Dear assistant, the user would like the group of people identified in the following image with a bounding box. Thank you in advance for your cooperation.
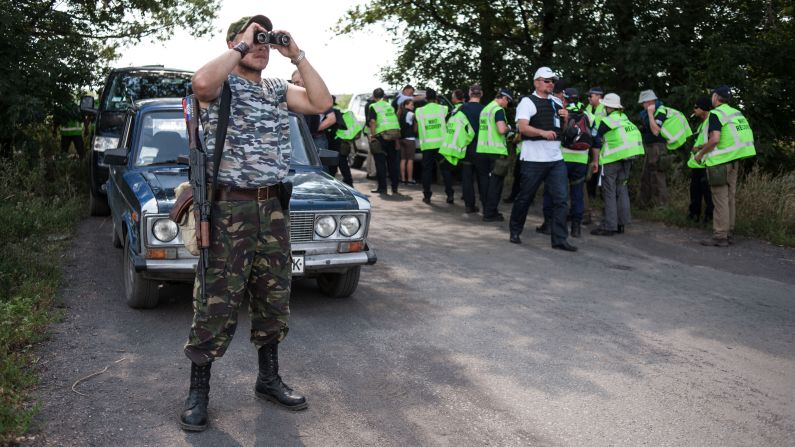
[355,67,756,250]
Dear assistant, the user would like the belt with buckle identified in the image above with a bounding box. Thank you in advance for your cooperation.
[214,184,280,201]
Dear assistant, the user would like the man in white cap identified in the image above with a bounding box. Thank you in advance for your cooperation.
[637,89,670,207]
[507,67,577,251]
[589,93,644,236]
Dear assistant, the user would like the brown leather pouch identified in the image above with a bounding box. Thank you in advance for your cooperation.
[169,182,193,223]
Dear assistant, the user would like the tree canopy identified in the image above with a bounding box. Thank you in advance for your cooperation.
[0,0,220,156]
[337,0,795,171]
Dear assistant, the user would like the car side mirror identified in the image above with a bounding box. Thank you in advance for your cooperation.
[80,95,97,115]
[104,147,128,165]
[319,149,339,167]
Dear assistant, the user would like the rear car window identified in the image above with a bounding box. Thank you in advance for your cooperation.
[105,71,192,112]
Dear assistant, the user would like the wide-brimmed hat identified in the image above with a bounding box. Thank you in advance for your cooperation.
[601,93,623,109]
[694,96,712,111]
[638,89,657,103]
[227,15,273,42]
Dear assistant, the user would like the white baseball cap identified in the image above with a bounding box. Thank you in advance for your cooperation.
[534,67,558,80]
[601,93,623,109]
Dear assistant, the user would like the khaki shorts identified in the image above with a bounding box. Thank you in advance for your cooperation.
[398,139,416,160]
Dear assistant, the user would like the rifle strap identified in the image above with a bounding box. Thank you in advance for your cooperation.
[210,81,232,202]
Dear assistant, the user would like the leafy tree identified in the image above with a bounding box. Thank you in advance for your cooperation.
[337,0,794,171]
[0,0,221,158]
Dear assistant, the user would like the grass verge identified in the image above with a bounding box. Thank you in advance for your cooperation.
[0,156,85,443]
[634,164,795,247]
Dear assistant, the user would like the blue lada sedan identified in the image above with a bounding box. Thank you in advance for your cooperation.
[104,98,376,308]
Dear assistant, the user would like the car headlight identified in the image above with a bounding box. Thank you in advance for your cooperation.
[315,216,337,238]
[93,136,120,153]
[152,218,178,242]
[339,215,361,237]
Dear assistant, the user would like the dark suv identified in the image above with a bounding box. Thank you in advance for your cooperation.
[80,66,193,215]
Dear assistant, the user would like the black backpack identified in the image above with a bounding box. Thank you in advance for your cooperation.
[561,111,593,151]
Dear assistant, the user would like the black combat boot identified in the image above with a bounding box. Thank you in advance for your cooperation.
[570,221,582,238]
[536,219,551,235]
[180,362,211,432]
[254,342,307,411]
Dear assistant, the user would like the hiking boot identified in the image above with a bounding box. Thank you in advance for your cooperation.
[570,221,582,238]
[700,237,729,247]
[255,342,307,411]
[180,362,212,432]
[616,224,625,234]
[536,219,551,235]
[482,213,504,222]
[590,228,616,236]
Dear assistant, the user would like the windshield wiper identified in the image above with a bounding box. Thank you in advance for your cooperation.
[146,160,188,167]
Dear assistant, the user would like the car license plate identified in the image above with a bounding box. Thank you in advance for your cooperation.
[291,255,304,274]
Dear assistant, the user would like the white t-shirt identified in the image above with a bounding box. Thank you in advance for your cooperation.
[515,93,563,162]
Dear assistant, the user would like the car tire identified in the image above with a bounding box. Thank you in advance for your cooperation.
[89,190,110,216]
[123,238,159,309]
[316,266,360,298]
[112,220,122,248]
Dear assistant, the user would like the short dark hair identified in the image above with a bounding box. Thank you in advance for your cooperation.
[373,88,385,99]
[402,84,414,92]
[452,89,465,101]
[426,88,438,100]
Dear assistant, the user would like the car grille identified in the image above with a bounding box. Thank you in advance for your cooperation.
[290,212,314,243]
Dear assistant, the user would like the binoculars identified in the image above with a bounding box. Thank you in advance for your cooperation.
[255,32,290,46]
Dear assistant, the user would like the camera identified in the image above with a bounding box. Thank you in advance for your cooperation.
[255,32,290,46]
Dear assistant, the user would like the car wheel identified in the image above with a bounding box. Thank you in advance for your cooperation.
[112,220,122,248]
[351,155,364,169]
[316,266,360,298]
[89,190,110,216]
[123,237,159,309]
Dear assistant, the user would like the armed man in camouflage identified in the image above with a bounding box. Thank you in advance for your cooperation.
[180,14,332,432]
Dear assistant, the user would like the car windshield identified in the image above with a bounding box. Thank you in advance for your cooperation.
[133,111,316,168]
[135,111,189,166]
[105,71,192,112]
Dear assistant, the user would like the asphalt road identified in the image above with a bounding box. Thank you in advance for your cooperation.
[30,170,795,446]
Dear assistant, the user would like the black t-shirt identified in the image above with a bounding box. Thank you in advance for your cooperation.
[365,100,376,125]
[708,114,722,133]
[461,102,486,158]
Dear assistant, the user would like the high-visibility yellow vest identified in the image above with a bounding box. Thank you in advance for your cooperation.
[599,111,644,165]
[335,110,363,141]
[476,100,507,155]
[687,119,708,169]
[415,102,448,150]
[703,103,755,167]
[656,105,692,150]
[439,110,474,166]
[585,103,606,128]
[369,100,400,134]
[561,103,589,164]
[60,120,82,136]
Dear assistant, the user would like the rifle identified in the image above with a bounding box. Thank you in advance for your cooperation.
[181,82,231,305]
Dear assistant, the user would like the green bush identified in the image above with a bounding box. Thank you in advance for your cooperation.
[0,154,84,443]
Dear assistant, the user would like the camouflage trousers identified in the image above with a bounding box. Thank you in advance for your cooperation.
[184,198,291,366]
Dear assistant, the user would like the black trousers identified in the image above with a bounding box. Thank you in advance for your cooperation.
[460,159,479,209]
[689,168,714,221]
[328,153,353,186]
[421,149,454,199]
[374,137,400,192]
[475,153,505,217]
[473,153,495,211]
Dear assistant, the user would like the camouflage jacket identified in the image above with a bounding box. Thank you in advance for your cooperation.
[201,74,291,188]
